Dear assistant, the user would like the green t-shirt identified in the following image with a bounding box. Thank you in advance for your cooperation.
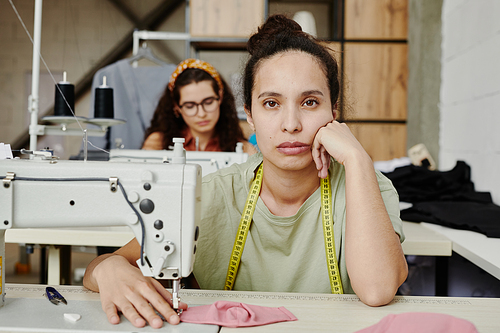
[193,152,404,294]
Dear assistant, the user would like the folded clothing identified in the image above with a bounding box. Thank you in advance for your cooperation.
[384,160,500,237]
[179,300,297,327]
[383,161,491,203]
[401,201,500,237]
[355,312,478,333]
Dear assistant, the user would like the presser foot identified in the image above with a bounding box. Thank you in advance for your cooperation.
[172,279,181,314]
[171,292,181,314]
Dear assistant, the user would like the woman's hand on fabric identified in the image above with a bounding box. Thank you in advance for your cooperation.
[312,120,369,178]
[93,254,187,328]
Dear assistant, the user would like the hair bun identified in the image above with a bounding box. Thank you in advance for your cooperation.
[247,14,305,55]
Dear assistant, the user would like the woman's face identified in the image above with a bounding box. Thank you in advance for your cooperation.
[247,51,336,172]
[176,80,221,136]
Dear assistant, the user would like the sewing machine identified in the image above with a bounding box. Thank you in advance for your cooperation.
[109,142,249,177]
[0,139,201,311]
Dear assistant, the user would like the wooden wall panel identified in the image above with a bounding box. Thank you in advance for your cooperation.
[347,123,407,161]
[321,41,342,57]
[319,41,346,118]
[190,0,265,37]
[344,0,408,39]
[344,43,407,121]
[320,41,342,77]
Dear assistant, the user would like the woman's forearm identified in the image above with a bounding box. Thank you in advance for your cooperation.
[344,151,408,306]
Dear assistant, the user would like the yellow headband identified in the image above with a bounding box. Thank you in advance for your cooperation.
[168,58,223,93]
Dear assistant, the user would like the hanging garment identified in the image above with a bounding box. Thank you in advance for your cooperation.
[88,59,176,150]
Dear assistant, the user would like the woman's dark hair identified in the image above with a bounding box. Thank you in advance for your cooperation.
[244,14,340,113]
[144,68,245,151]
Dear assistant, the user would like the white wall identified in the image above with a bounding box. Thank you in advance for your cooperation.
[440,0,500,204]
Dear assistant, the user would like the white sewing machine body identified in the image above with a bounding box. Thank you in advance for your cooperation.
[0,151,201,309]
[109,147,248,177]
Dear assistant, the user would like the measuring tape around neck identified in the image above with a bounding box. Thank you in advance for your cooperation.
[320,177,344,293]
[224,163,344,294]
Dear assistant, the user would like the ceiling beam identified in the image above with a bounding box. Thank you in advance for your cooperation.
[107,0,182,65]
[107,0,144,28]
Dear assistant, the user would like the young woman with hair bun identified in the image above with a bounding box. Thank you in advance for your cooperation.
[84,14,408,328]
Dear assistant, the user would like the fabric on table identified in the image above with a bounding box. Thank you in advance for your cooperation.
[383,160,500,237]
[355,312,478,333]
[401,201,500,238]
[383,161,490,204]
[179,301,297,327]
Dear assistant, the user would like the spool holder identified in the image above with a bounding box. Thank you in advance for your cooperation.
[36,116,126,137]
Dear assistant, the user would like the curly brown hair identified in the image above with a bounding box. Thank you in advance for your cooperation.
[144,68,245,151]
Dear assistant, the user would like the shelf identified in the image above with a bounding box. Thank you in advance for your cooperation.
[190,38,248,51]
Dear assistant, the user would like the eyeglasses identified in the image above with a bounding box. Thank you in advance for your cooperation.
[179,97,220,116]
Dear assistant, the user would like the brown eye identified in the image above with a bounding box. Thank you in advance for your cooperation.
[304,99,319,107]
[264,101,277,108]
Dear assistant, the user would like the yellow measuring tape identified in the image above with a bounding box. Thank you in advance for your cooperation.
[224,164,263,290]
[321,177,343,293]
[224,164,343,294]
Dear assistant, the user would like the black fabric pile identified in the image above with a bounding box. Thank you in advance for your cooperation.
[383,161,500,238]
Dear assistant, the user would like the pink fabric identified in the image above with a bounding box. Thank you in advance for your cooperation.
[355,312,479,333]
[179,301,297,327]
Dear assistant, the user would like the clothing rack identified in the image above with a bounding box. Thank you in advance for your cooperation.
[132,30,249,63]
[132,1,251,62]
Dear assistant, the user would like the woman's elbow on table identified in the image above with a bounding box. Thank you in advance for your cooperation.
[356,267,408,307]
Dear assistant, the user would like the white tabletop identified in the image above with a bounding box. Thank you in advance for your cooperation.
[401,221,452,256]
[5,226,134,247]
[5,222,451,256]
[4,222,453,285]
[3,284,500,333]
[422,222,500,280]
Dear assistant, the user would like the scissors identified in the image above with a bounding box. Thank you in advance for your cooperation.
[45,286,67,305]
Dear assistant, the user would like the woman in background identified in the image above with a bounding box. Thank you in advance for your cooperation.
[142,58,256,154]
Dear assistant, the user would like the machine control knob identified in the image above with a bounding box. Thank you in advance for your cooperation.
[139,199,155,214]
[154,219,164,230]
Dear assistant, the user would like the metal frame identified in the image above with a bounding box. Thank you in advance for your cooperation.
[132,0,269,59]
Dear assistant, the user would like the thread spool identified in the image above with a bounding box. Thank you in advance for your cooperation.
[54,71,75,117]
[94,76,114,119]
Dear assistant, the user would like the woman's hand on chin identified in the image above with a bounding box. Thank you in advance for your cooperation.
[312,121,370,177]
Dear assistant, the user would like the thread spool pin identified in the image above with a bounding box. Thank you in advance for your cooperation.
[94,76,114,119]
[54,71,75,117]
